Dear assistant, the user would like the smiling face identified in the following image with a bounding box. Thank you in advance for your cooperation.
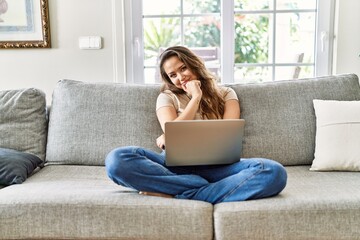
[162,56,198,91]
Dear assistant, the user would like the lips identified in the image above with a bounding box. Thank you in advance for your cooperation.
[181,81,188,88]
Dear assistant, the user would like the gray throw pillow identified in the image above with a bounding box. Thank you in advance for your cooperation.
[0,147,43,186]
[0,88,47,161]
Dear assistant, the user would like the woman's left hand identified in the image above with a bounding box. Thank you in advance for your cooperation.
[156,134,166,150]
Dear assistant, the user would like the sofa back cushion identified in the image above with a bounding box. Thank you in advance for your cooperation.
[0,88,47,161]
[46,80,163,165]
[228,74,360,165]
[47,74,360,166]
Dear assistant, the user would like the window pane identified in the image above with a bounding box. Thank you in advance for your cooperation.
[234,14,271,64]
[234,66,272,84]
[205,63,221,79]
[275,66,298,80]
[143,18,181,66]
[275,66,314,80]
[144,67,157,84]
[143,0,180,15]
[183,0,220,14]
[277,0,316,10]
[275,13,315,63]
[298,66,314,79]
[234,0,272,11]
[184,16,221,48]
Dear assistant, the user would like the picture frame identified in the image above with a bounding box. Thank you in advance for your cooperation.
[0,0,51,48]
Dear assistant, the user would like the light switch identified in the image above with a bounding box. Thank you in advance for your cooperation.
[79,36,102,49]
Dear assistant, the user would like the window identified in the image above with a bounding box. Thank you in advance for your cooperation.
[124,0,335,84]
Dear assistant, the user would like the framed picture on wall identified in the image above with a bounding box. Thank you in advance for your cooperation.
[0,0,50,48]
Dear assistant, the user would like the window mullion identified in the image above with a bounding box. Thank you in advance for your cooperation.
[180,0,184,45]
[221,0,235,83]
[315,0,335,76]
[272,0,277,81]
[125,0,144,83]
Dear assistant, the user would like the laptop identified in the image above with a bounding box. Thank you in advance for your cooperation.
[164,119,245,166]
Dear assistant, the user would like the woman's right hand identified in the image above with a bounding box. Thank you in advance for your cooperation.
[183,80,202,99]
[156,134,166,150]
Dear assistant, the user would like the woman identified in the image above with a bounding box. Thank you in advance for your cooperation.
[105,46,287,204]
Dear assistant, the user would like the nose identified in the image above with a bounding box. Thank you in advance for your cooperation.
[177,73,183,81]
[178,73,184,82]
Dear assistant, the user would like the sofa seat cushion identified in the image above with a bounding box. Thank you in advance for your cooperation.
[214,166,360,240]
[0,165,213,240]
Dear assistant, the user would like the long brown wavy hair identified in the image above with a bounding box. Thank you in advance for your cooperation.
[159,46,225,119]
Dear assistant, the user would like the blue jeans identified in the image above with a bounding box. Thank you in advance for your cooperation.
[105,146,287,204]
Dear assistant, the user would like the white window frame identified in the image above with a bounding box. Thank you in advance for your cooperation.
[316,0,336,76]
[124,0,335,84]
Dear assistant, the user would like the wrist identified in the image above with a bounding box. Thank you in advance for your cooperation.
[191,94,202,104]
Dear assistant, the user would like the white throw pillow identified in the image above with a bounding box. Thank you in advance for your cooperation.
[310,100,360,171]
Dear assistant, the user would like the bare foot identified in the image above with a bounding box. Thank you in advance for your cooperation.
[139,191,174,198]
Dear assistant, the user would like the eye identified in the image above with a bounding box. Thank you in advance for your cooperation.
[181,65,187,72]
[169,74,176,79]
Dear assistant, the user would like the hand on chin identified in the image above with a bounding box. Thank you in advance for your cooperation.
[181,82,188,92]
[182,80,201,97]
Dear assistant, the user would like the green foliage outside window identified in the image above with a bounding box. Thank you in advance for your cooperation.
[144,0,269,65]
[144,18,180,60]
[234,15,269,63]
[143,0,310,82]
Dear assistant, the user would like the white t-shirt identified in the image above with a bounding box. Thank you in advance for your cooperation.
[156,86,238,120]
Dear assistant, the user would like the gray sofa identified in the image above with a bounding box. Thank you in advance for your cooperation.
[1,73,360,240]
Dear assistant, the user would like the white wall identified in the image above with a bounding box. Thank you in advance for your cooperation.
[0,0,125,103]
[333,0,360,77]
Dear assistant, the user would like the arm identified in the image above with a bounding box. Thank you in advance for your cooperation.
[156,98,240,149]
[155,106,175,150]
[223,99,241,119]
[156,81,202,149]
[156,97,201,150]
[157,80,202,132]
[156,96,201,132]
